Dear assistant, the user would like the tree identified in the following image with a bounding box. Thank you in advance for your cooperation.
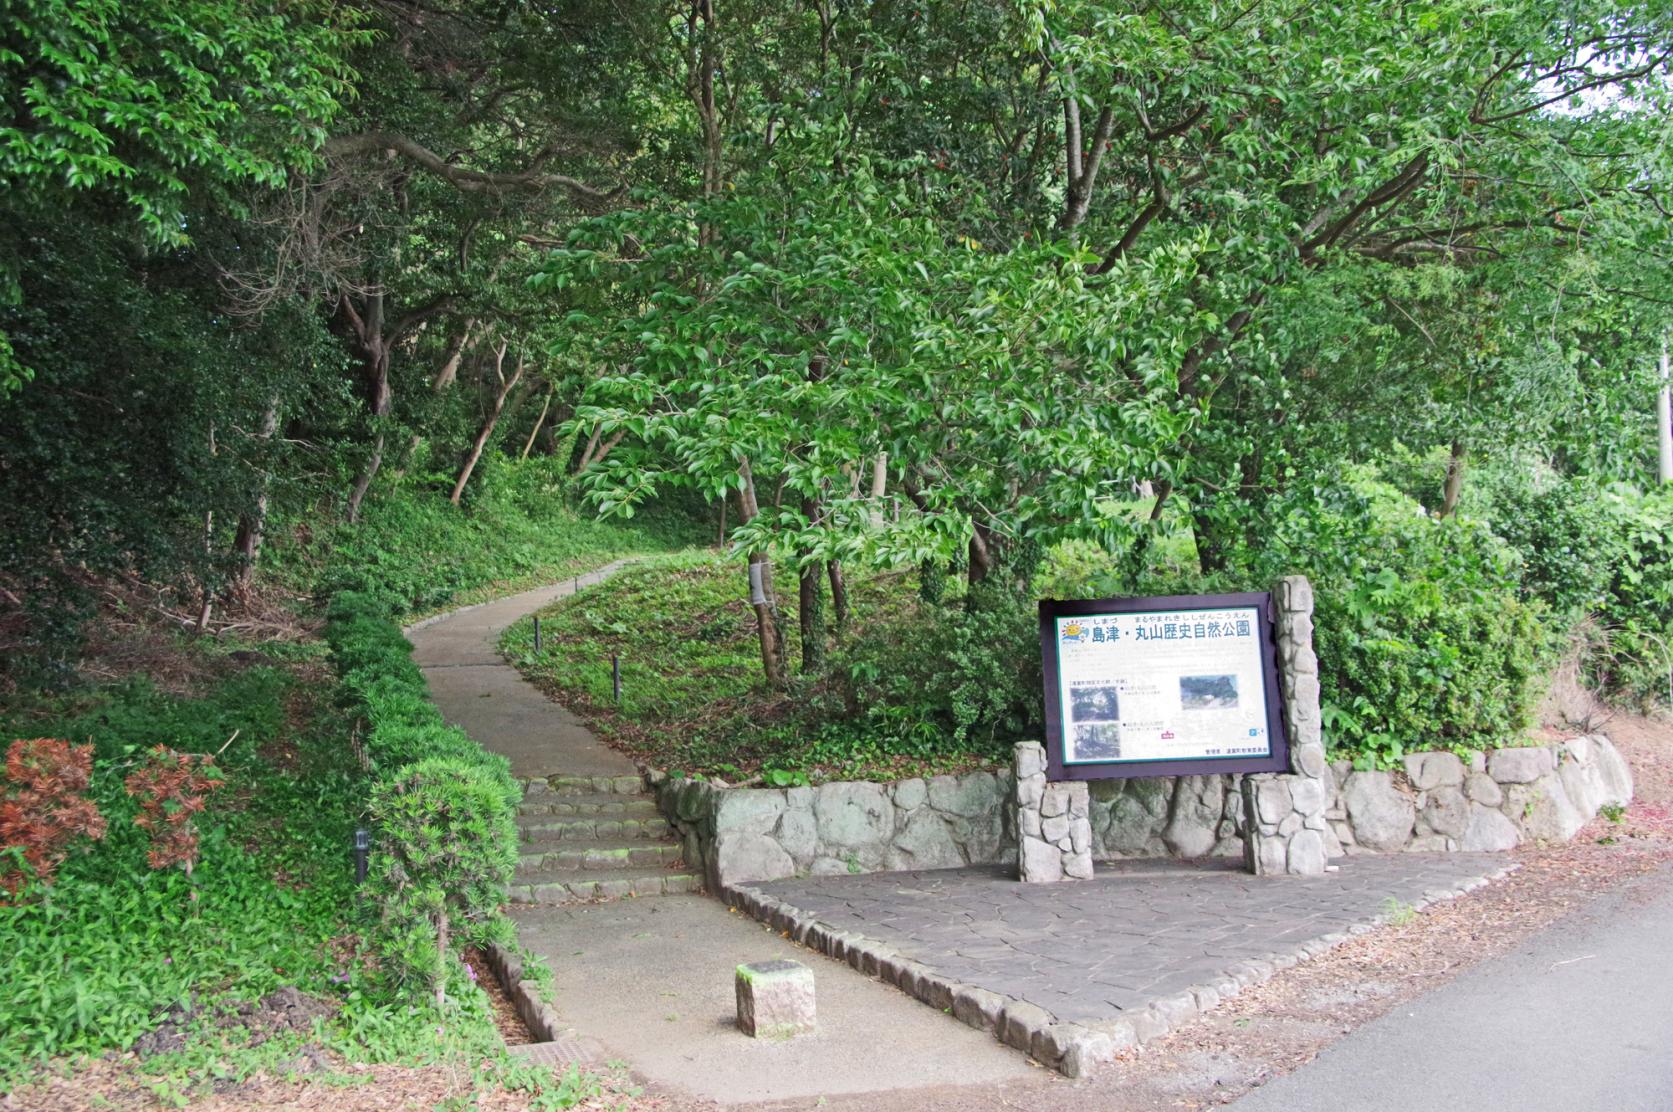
[0,0,363,393]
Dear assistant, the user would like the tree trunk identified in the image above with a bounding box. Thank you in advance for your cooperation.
[738,463,786,688]
[344,315,391,521]
[345,432,384,523]
[450,343,523,504]
[590,429,626,469]
[1658,336,1671,484]
[868,452,888,525]
[430,320,475,394]
[434,910,449,1013]
[229,397,282,600]
[798,497,826,674]
[968,522,992,586]
[1440,439,1467,518]
[520,386,554,460]
[574,424,603,475]
[1123,479,1173,583]
[827,559,848,635]
[1190,504,1229,575]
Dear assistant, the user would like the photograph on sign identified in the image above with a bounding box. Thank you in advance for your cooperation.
[1040,593,1289,780]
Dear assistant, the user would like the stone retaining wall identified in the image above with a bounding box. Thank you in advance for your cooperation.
[1327,734,1633,854]
[652,734,1631,887]
[651,769,1016,890]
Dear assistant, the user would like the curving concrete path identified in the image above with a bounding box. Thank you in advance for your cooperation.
[406,561,638,780]
[401,563,1041,1104]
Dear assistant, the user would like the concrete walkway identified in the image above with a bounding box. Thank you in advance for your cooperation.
[403,567,1038,1104]
[1227,866,1673,1112]
[514,895,1037,1104]
[407,562,637,780]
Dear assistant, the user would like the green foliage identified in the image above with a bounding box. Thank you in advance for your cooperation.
[367,759,517,1002]
[0,0,364,393]
[323,589,519,996]
[829,579,1043,761]
[1282,490,1548,763]
[282,463,705,616]
[0,668,363,1088]
[1591,490,1673,706]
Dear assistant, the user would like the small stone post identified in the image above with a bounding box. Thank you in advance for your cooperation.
[735,959,816,1038]
[1240,576,1332,876]
[1014,742,1094,881]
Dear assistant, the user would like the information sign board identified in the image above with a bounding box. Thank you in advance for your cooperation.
[1039,591,1290,780]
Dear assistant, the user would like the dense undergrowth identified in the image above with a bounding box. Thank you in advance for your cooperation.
[0,469,689,1102]
[511,463,1673,780]
[270,458,709,617]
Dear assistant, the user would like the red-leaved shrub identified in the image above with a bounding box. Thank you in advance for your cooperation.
[0,738,108,899]
[124,747,224,881]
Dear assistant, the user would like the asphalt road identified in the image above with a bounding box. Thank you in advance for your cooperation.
[1230,866,1673,1112]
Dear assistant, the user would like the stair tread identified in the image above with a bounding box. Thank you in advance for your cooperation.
[518,837,681,853]
[518,791,657,808]
[517,821,672,843]
[515,864,697,885]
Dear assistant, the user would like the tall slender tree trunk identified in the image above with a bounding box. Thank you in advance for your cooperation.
[520,385,554,460]
[344,314,392,523]
[1190,504,1228,575]
[229,397,282,600]
[1440,439,1467,518]
[574,425,603,475]
[827,560,849,636]
[798,497,826,674]
[1658,336,1671,484]
[451,342,523,504]
[346,433,384,523]
[968,521,992,585]
[868,452,888,525]
[738,462,786,688]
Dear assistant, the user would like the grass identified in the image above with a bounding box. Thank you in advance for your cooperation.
[503,551,1005,783]
[267,459,711,618]
[0,656,542,1101]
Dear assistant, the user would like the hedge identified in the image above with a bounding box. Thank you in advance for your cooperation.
[322,590,518,1002]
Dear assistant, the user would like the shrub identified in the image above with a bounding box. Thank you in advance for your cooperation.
[0,738,107,898]
[1592,490,1673,706]
[323,588,520,1006]
[823,578,1043,763]
[367,758,517,1008]
[123,747,224,883]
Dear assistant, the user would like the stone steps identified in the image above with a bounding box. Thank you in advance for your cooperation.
[507,866,702,904]
[522,774,646,798]
[519,815,672,843]
[516,839,684,873]
[517,793,662,819]
[510,776,694,904]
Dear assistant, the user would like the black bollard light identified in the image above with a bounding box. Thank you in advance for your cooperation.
[612,653,621,705]
[353,827,369,885]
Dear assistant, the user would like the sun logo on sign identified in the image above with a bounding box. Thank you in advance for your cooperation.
[1061,622,1087,643]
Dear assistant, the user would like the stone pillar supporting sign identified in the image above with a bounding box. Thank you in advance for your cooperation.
[1239,575,1331,876]
[1014,742,1094,882]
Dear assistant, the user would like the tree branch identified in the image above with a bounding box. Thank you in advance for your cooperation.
[325,132,621,204]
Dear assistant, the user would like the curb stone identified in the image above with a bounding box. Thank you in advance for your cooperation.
[720,861,1518,1079]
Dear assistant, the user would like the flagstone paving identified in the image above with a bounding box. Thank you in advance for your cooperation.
[742,854,1512,1029]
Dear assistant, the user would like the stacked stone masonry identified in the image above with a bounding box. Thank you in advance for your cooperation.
[1239,575,1332,876]
[652,768,1016,890]
[653,737,1630,888]
[1014,742,1094,882]
[1329,735,1632,853]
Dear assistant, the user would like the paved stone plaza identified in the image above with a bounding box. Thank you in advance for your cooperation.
[735,853,1514,1073]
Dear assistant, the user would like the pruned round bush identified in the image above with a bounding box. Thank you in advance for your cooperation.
[367,758,517,1006]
